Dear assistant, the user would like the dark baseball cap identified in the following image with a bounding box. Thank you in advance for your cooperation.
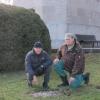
[33,41,43,48]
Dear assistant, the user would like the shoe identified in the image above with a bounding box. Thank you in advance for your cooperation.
[28,81,33,87]
[58,76,69,87]
[83,72,90,85]
[96,85,100,89]
[42,82,49,91]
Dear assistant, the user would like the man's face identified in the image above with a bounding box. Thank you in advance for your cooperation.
[65,36,75,46]
[34,48,42,54]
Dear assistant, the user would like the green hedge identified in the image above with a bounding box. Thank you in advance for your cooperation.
[0,4,51,71]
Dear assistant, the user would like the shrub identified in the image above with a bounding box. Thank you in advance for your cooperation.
[0,4,51,71]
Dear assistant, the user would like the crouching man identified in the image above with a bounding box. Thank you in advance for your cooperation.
[54,33,90,91]
[25,41,52,90]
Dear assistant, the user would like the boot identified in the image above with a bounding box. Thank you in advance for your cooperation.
[28,81,33,87]
[42,82,49,91]
[58,76,69,87]
[83,72,90,85]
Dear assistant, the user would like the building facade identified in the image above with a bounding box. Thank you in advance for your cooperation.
[0,0,100,49]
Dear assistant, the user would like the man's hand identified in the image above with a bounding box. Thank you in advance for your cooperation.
[32,75,38,85]
[35,65,45,76]
[69,77,75,85]
[53,58,59,64]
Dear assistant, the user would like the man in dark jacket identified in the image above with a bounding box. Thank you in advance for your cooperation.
[25,41,52,90]
[54,33,90,90]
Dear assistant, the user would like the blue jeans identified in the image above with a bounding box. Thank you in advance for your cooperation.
[54,60,84,89]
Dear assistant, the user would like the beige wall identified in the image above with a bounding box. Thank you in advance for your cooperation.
[0,0,13,5]
[1,0,100,48]
[66,0,100,40]
[12,0,67,49]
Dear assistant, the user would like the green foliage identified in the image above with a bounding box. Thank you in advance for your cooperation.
[0,4,51,71]
[0,54,100,100]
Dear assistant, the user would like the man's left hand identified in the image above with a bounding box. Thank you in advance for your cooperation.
[69,77,75,84]
[32,75,38,85]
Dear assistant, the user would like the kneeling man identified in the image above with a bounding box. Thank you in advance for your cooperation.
[25,41,52,90]
[54,33,90,90]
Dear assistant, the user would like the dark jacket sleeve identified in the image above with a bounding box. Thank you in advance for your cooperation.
[56,45,66,59]
[57,49,62,59]
[42,52,52,68]
[57,45,65,59]
[71,50,85,77]
[25,53,34,75]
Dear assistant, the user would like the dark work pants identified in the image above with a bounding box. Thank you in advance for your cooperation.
[54,60,84,90]
[26,66,52,86]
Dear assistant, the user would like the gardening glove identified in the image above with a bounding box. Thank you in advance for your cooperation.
[40,65,45,70]
[35,65,45,76]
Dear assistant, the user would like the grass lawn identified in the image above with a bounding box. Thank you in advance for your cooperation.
[0,53,100,100]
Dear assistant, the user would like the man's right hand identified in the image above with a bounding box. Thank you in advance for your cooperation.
[32,75,38,85]
[53,58,59,64]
